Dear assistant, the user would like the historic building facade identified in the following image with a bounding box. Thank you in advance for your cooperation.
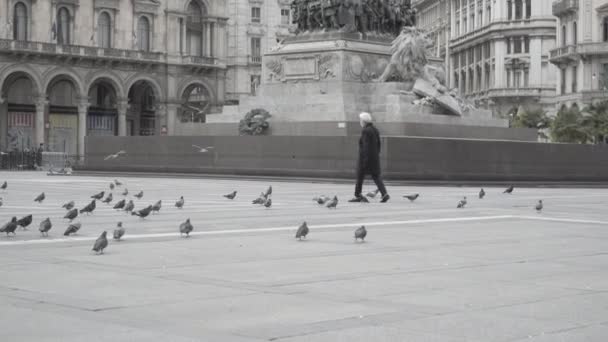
[0,0,229,155]
[413,0,451,82]
[550,0,608,111]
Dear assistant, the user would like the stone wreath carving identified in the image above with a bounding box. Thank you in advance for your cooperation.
[266,59,284,81]
[238,108,272,136]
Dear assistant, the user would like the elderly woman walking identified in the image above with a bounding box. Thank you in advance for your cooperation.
[349,112,390,203]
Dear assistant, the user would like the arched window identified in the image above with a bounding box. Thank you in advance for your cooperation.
[137,16,150,51]
[572,21,577,45]
[13,2,28,41]
[98,12,112,48]
[57,7,71,45]
[187,1,208,56]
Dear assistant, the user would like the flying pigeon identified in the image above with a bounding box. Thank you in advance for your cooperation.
[113,222,125,240]
[175,196,184,209]
[326,196,338,209]
[0,181,7,190]
[132,205,152,218]
[264,198,272,208]
[114,179,122,186]
[403,194,419,202]
[64,208,78,221]
[92,231,108,254]
[151,200,162,213]
[80,200,96,215]
[124,200,134,213]
[16,214,32,230]
[104,150,126,161]
[179,218,193,237]
[192,145,214,153]
[134,191,144,199]
[102,193,113,204]
[39,218,52,237]
[354,225,367,242]
[109,183,115,190]
[252,193,266,205]
[62,200,75,210]
[91,191,105,200]
[295,221,309,240]
[121,188,129,196]
[0,217,18,236]
[535,200,543,213]
[63,222,81,236]
[314,195,330,205]
[457,196,467,208]
[479,188,486,199]
[504,185,514,194]
[264,186,272,198]
[34,192,45,203]
[113,199,126,210]
[224,191,237,200]
[366,189,379,198]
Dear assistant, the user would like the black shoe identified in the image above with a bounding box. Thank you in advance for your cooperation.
[348,197,363,203]
[380,194,390,203]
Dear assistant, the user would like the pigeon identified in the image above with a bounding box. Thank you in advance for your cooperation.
[504,185,514,194]
[91,191,105,200]
[535,200,543,213]
[192,145,214,153]
[295,221,309,240]
[359,196,370,203]
[224,191,237,200]
[134,191,144,199]
[0,217,18,236]
[264,198,272,208]
[354,225,367,242]
[403,194,419,202]
[326,196,338,209]
[39,218,52,237]
[0,181,6,190]
[62,200,75,210]
[264,186,272,198]
[479,188,486,199]
[102,193,113,204]
[121,188,129,196]
[34,192,45,203]
[151,200,162,213]
[92,231,108,254]
[179,218,193,237]
[366,189,380,198]
[0,197,3,207]
[113,199,126,210]
[175,196,184,209]
[80,200,96,215]
[109,183,115,190]
[314,195,330,205]
[114,179,122,186]
[104,150,126,160]
[124,200,134,213]
[64,208,78,221]
[16,215,32,230]
[113,222,125,240]
[252,193,266,205]
[457,197,467,208]
[132,205,152,218]
[63,222,81,236]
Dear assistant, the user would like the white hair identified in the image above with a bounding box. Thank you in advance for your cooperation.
[359,112,373,123]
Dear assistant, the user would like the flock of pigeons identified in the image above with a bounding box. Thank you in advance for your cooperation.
[0,179,542,254]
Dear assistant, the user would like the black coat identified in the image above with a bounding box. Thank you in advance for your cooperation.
[358,123,381,174]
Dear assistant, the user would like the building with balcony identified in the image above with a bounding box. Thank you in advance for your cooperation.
[449,0,558,116]
[412,0,451,82]
[550,0,608,111]
[0,0,229,156]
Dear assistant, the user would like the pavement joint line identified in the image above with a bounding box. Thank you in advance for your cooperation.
[516,216,608,225]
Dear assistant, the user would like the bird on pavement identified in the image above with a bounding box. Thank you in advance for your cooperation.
[0,181,7,191]
[104,150,126,161]
[403,194,419,202]
[359,196,370,203]
[34,192,45,203]
[263,197,272,208]
[92,231,108,254]
[134,191,144,199]
[264,186,272,198]
[326,196,338,209]
[175,196,184,209]
[121,188,128,196]
[124,200,134,213]
[16,214,32,230]
[63,222,81,236]
[366,189,379,198]
[109,183,115,190]
[0,197,4,208]
[91,191,105,200]
[113,199,126,210]
[113,222,125,241]
[0,217,18,236]
[295,221,309,240]
[313,195,330,205]
[252,193,266,205]
[80,200,96,215]
[354,225,367,242]
[39,218,52,237]
[479,188,486,199]
[151,200,162,214]
[102,193,113,204]
[535,200,543,213]
[114,179,122,186]
[132,205,152,218]
[457,196,467,208]
[504,185,514,194]
[179,218,193,237]
[224,191,237,200]
[62,200,75,210]
[64,208,78,221]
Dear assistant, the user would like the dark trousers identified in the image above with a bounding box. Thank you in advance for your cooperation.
[354,168,387,197]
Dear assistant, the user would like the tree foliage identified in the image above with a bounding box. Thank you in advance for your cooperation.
[550,106,588,144]
[512,108,551,129]
[580,101,608,144]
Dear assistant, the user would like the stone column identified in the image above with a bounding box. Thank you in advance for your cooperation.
[529,38,542,86]
[35,97,48,147]
[0,97,6,150]
[166,103,179,136]
[155,103,166,136]
[205,22,212,57]
[522,0,527,19]
[511,0,516,20]
[117,99,128,136]
[494,41,506,88]
[77,100,88,158]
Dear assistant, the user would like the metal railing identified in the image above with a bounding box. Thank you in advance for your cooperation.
[249,55,262,65]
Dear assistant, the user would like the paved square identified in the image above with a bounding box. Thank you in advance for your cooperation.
[0,172,607,341]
